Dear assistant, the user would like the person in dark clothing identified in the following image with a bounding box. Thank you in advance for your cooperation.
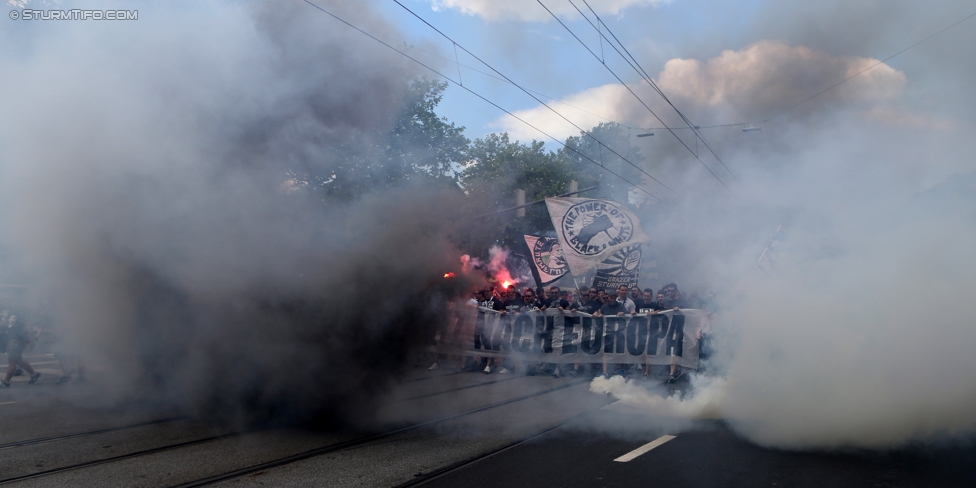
[660,283,690,310]
[479,288,505,312]
[635,288,657,313]
[514,288,544,313]
[570,288,588,311]
[567,287,599,376]
[594,291,629,378]
[659,283,690,383]
[529,288,562,377]
[502,289,524,313]
[473,289,506,373]
[498,288,542,374]
[544,286,570,310]
[596,298,625,317]
[1,315,40,387]
[570,288,595,313]
[541,287,556,308]
[580,288,603,314]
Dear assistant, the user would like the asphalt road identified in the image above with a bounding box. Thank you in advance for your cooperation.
[1,354,974,487]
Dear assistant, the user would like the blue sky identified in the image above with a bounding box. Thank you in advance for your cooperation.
[364,0,975,148]
[371,0,768,142]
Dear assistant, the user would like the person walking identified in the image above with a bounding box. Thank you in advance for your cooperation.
[1,314,40,387]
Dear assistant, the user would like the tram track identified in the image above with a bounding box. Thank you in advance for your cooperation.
[0,377,593,486]
[0,432,241,485]
[390,374,524,403]
[168,377,592,488]
[0,417,186,451]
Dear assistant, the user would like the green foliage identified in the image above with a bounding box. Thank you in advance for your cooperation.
[388,78,469,181]
[559,122,645,205]
[283,76,648,261]
[289,78,469,201]
[457,133,570,255]
[455,124,648,257]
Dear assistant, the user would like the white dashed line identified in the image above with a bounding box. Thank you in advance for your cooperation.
[0,401,19,405]
[613,435,676,462]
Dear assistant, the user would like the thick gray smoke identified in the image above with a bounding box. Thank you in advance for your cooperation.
[489,0,976,449]
[591,29,976,448]
[0,1,470,426]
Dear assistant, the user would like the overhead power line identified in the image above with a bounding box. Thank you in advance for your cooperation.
[300,0,666,203]
[572,0,739,184]
[392,0,679,198]
[537,0,732,192]
[406,43,753,133]
[403,44,623,126]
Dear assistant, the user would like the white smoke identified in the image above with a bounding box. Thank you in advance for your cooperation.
[574,26,976,449]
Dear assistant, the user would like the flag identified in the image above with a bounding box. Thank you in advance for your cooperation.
[592,245,641,290]
[523,235,568,286]
[544,197,650,276]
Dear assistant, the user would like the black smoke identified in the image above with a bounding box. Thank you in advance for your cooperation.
[0,1,471,427]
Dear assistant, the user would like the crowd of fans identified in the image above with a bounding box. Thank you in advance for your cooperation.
[471,282,713,316]
[429,282,716,384]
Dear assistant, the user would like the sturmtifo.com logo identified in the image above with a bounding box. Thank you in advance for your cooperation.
[560,200,634,256]
[9,9,138,21]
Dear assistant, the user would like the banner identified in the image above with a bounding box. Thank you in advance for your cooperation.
[592,245,641,290]
[544,198,650,276]
[433,307,707,369]
[523,235,568,286]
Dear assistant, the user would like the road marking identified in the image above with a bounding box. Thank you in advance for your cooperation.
[0,401,19,405]
[613,435,676,462]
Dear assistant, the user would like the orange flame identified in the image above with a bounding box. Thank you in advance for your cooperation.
[443,272,455,279]
[501,280,512,289]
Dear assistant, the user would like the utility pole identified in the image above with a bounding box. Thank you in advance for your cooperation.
[515,189,526,218]
[568,180,578,195]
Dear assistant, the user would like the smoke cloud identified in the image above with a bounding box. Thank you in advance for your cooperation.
[586,38,976,449]
[0,0,472,426]
[3,0,975,453]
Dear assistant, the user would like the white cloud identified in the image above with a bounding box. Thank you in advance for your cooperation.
[491,40,908,141]
[494,83,638,142]
[429,0,669,22]
[656,41,905,114]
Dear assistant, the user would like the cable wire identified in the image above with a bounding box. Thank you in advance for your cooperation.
[392,0,678,197]
[537,0,731,191]
[575,0,738,183]
[405,42,752,133]
[301,0,665,203]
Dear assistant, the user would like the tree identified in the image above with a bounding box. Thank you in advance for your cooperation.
[457,133,574,255]
[455,124,650,256]
[558,122,646,205]
[286,78,469,201]
[388,78,469,182]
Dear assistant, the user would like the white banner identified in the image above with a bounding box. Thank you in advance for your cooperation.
[544,198,650,276]
[523,235,568,286]
[433,307,707,369]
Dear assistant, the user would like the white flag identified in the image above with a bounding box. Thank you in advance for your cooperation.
[523,235,568,285]
[544,197,650,276]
